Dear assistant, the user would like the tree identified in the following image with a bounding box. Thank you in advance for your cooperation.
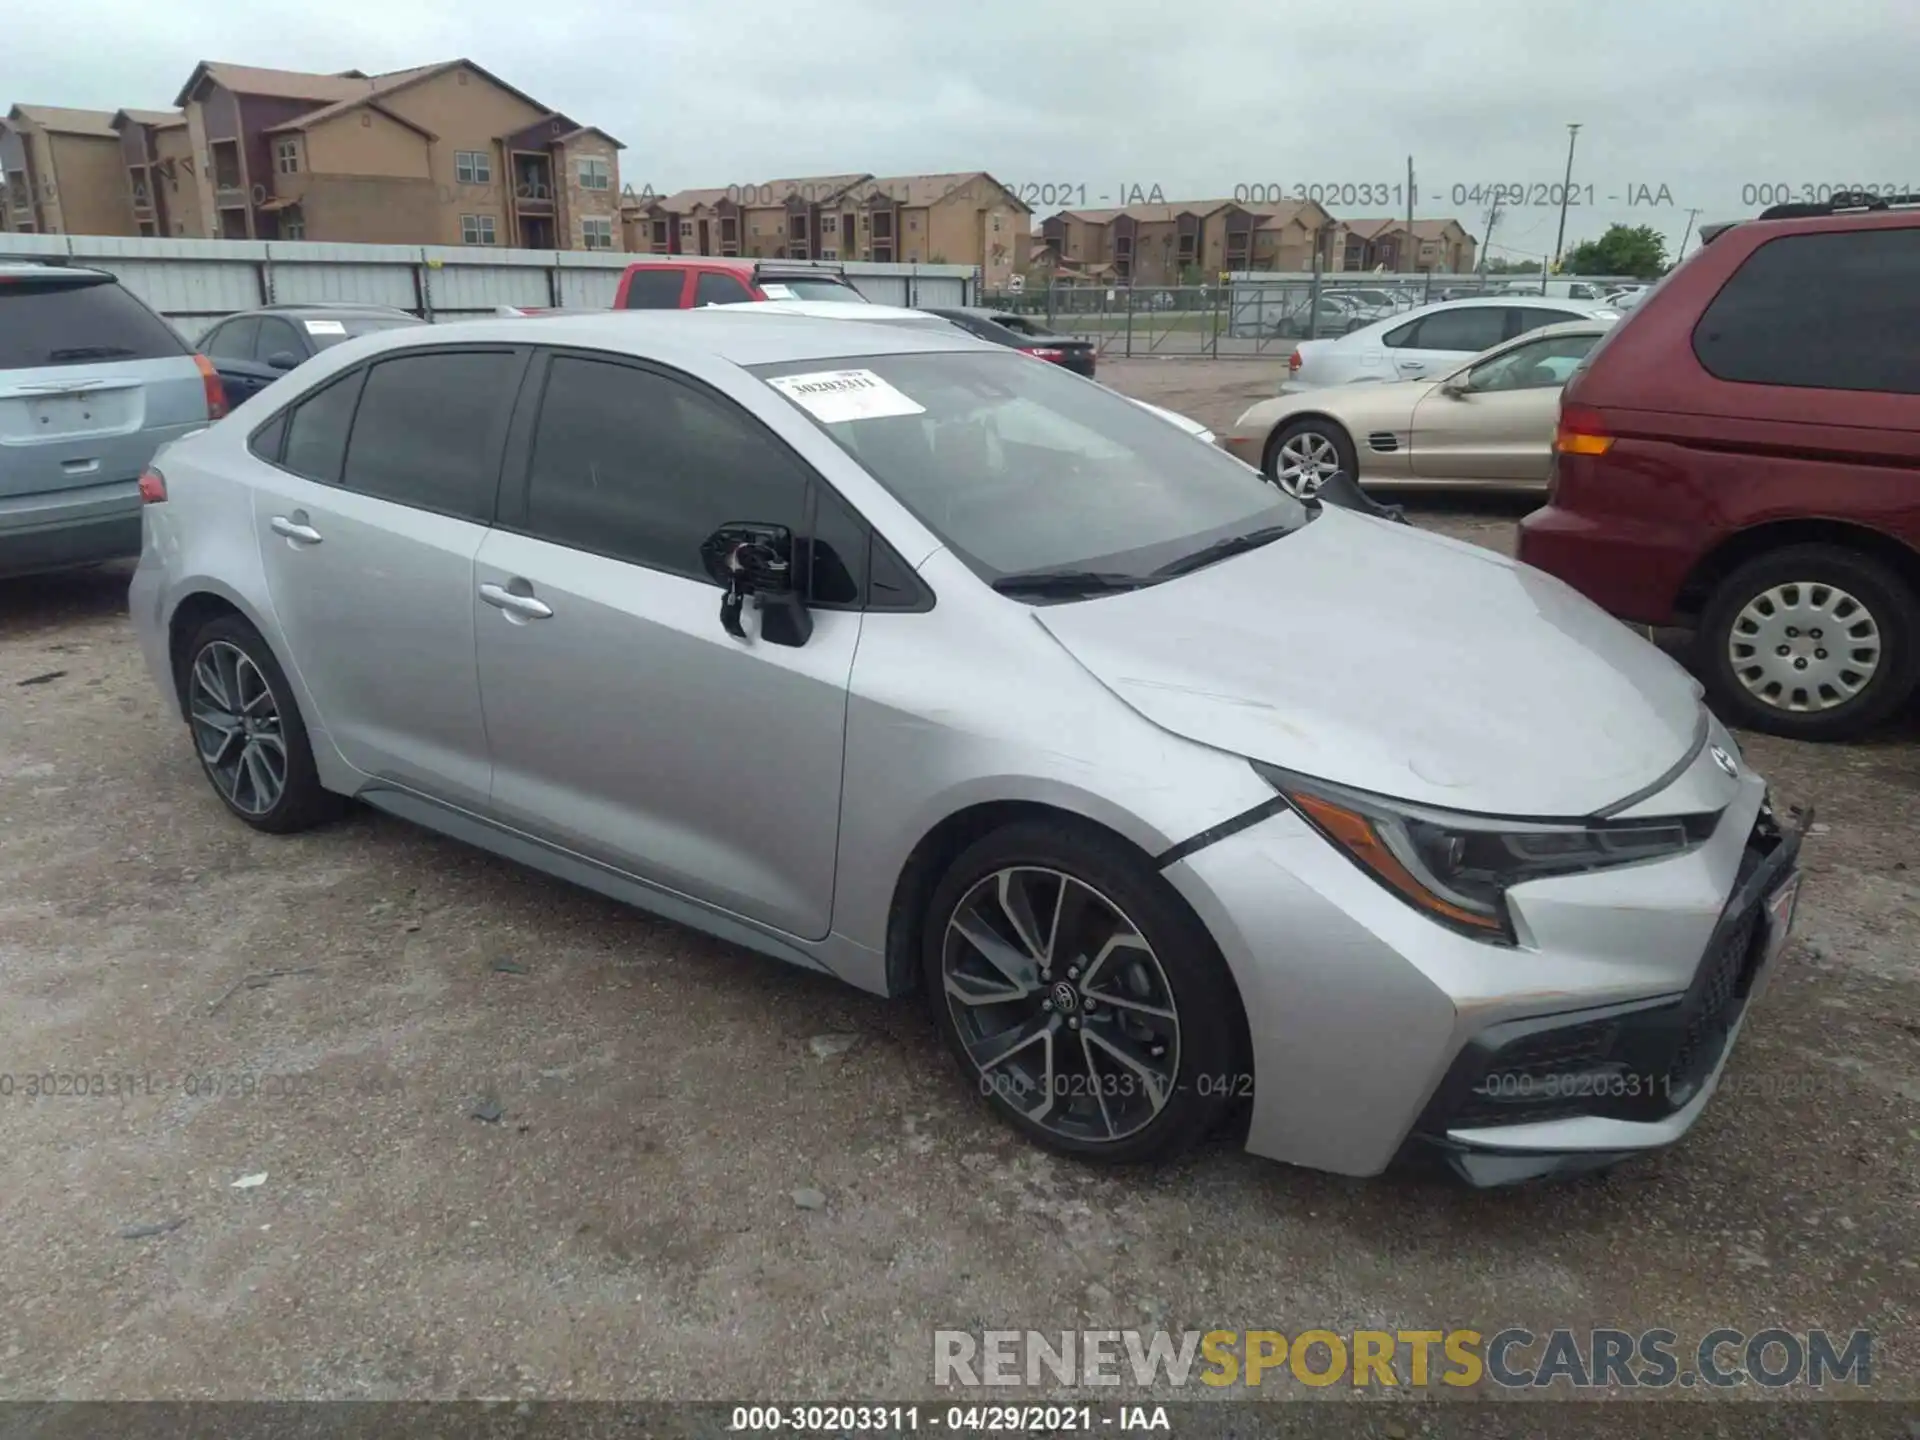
[1562,224,1669,279]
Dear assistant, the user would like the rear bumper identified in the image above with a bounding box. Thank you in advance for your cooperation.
[1517,500,1700,626]
[0,480,142,579]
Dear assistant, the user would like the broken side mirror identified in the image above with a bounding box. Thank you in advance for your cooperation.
[699,521,814,648]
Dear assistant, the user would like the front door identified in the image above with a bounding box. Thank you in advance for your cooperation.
[1408,329,1601,483]
[474,350,860,940]
[249,346,526,810]
[1384,302,1508,381]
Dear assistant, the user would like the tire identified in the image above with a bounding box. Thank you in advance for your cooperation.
[1265,417,1358,500]
[178,614,343,833]
[922,817,1246,1165]
[1696,544,1920,742]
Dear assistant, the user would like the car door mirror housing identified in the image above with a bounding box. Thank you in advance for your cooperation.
[699,522,814,648]
[266,351,302,371]
[1442,375,1473,397]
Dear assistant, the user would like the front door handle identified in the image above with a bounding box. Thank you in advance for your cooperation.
[479,581,554,620]
[270,514,322,545]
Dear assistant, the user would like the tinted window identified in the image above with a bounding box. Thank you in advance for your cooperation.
[0,276,189,370]
[523,356,809,580]
[1693,229,1920,394]
[1509,307,1587,337]
[805,485,868,605]
[1402,306,1506,353]
[205,318,258,360]
[762,276,866,302]
[281,369,366,484]
[253,317,304,363]
[249,411,288,464]
[341,351,520,521]
[621,269,688,308]
[694,271,754,306]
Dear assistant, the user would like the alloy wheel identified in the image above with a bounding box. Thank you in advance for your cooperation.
[942,867,1180,1143]
[188,640,289,816]
[1727,581,1882,714]
[1273,431,1343,497]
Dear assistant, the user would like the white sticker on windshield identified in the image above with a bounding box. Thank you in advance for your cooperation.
[767,369,926,424]
[304,319,348,335]
[758,283,796,299]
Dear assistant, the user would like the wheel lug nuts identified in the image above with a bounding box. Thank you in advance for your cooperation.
[1042,1000,1054,1012]
[1811,629,1823,639]
[1815,649,1827,660]
[1786,627,1798,638]
[1068,1017,1081,1030]
[1067,966,1080,980]
[1776,645,1790,656]
[1794,658,1808,670]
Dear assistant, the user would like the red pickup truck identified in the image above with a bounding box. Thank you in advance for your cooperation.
[612,257,870,309]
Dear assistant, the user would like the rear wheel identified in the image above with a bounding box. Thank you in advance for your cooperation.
[1265,418,1357,499]
[1697,544,1919,741]
[923,818,1245,1165]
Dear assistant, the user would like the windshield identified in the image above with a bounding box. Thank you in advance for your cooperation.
[308,316,424,349]
[762,277,868,302]
[751,349,1306,587]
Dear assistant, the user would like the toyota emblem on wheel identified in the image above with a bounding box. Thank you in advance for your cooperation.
[1710,745,1739,778]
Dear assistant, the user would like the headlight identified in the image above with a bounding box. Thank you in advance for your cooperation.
[1253,762,1717,943]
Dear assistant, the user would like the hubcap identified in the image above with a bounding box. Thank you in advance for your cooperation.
[188,641,288,815]
[1273,431,1343,497]
[942,867,1180,1143]
[1727,581,1881,714]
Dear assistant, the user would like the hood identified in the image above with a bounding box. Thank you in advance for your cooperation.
[1034,508,1706,817]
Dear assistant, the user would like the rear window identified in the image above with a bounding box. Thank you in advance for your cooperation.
[621,268,688,309]
[1692,227,1920,395]
[0,276,189,370]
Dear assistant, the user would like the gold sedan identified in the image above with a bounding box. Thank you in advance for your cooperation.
[1219,318,1616,496]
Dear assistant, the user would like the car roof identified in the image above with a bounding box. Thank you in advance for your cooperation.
[226,305,419,322]
[620,256,855,276]
[351,308,981,367]
[0,261,118,282]
[724,299,933,322]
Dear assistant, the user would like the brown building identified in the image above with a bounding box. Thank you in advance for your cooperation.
[171,59,624,249]
[112,108,204,237]
[1,104,138,235]
[1038,198,1342,282]
[625,171,1030,288]
[1341,217,1478,274]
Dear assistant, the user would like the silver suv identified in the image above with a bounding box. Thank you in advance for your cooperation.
[130,311,1803,1186]
[1,263,221,578]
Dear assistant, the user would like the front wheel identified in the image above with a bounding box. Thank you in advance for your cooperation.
[1265,418,1358,499]
[923,819,1246,1165]
[1697,544,1919,741]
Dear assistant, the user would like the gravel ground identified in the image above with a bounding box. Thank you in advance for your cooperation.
[1,360,1914,1406]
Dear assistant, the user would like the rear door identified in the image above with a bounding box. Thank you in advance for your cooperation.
[248,346,528,810]
[473,349,862,939]
[1379,304,1508,381]
[0,272,207,501]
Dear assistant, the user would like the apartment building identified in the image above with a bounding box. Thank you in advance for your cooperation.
[1341,217,1478,273]
[171,59,624,250]
[1,105,138,235]
[1039,198,1343,282]
[626,171,1030,288]
[113,108,204,237]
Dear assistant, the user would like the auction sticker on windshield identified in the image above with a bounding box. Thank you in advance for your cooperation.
[767,368,927,424]
[758,283,796,299]
[304,319,347,335]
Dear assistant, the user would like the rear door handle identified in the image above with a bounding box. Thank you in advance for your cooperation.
[270,515,322,545]
[479,581,554,620]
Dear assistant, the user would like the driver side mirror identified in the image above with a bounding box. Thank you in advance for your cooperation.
[698,522,813,648]
[1441,374,1474,398]
[266,351,301,372]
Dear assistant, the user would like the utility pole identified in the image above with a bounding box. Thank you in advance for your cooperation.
[1552,122,1582,269]
[1479,199,1502,280]
[1405,155,1416,273]
[1676,207,1702,262]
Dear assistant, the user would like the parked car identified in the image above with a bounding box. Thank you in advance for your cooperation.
[131,309,1802,1187]
[1224,318,1616,496]
[198,304,424,404]
[1282,296,1620,393]
[1,262,225,579]
[1270,294,1367,339]
[614,256,869,309]
[1520,195,1920,742]
[924,306,1098,377]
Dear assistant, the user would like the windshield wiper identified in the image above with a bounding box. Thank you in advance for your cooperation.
[991,569,1159,599]
[47,345,139,361]
[1151,523,1296,579]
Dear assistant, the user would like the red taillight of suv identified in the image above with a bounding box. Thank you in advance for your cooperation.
[1554,403,1614,456]
[1288,348,1303,375]
[193,353,229,421]
[138,466,167,504]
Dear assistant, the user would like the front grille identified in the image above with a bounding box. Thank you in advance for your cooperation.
[1667,900,1762,1094]
[1450,1015,1622,1126]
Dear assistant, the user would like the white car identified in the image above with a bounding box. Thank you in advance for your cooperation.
[1281,296,1621,393]
[725,299,1219,443]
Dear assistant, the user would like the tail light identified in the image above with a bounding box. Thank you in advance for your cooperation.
[138,465,167,504]
[1288,348,1303,374]
[1554,402,1614,455]
[1024,346,1066,361]
[193,353,229,421]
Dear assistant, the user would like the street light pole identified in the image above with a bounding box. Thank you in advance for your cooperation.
[1552,122,1582,270]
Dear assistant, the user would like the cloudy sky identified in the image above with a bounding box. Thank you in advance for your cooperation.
[5,0,1915,259]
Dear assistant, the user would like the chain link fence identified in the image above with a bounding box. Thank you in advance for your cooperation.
[979,272,1646,357]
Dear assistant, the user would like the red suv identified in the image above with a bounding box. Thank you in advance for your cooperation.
[612,257,868,309]
[1519,194,1920,741]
